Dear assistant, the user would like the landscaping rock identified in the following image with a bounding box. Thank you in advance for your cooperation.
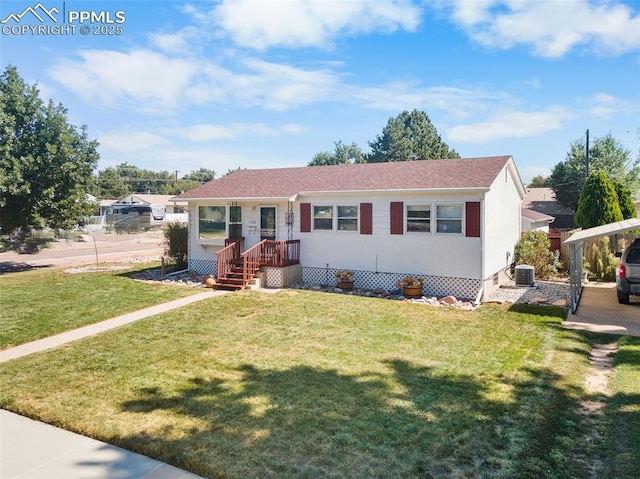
[530,296,548,303]
[440,295,457,305]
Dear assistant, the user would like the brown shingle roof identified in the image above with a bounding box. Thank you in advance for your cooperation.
[174,156,514,200]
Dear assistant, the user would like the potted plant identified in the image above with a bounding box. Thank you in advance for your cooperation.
[335,270,355,290]
[397,276,424,298]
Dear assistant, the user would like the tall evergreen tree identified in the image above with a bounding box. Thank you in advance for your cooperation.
[574,171,623,228]
[366,110,459,162]
[613,180,638,219]
[0,66,98,232]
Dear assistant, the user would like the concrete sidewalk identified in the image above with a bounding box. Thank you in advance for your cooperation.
[0,290,226,363]
[0,410,203,478]
[1,289,228,478]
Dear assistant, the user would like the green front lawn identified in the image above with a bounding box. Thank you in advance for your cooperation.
[1,291,623,478]
[0,265,201,349]
[599,336,640,478]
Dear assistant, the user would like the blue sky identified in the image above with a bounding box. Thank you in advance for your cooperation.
[2,0,639,183]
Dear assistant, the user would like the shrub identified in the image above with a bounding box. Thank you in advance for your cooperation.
[584,236,620,281]
[163,221,188,270]
[514,231,558,279]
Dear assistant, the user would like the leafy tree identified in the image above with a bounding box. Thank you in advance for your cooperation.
[95,167,129,199]
[548,133,640,210]
[613,180,637,219]
[528,175,549,188]
[182,167,216,183]
[225,167,245,176]
[366,109,459,162]
[0,66,98,233]
[574,171,623,228]
[308,140,365,166]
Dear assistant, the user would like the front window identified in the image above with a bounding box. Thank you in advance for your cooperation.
[314,206,333,230]
[199,206,226,239]
[407,205,430,232]
[337,206,358,231]
[436,204,463,234]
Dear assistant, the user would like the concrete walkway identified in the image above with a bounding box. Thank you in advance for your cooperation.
[1,289,228,478]
[564,283,640,337]
[0,290,226,363]
[0,410,203,479]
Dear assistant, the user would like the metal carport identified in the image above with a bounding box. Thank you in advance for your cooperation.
[563,218,640,313]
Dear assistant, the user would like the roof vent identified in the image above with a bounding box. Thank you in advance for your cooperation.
[515,264,534,287]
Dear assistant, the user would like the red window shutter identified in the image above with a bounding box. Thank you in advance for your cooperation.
[390,202,404,235]
[360,203,372,235]
[465,202,481,237]
[300,203,311,233]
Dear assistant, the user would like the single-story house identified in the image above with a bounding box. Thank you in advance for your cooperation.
[522,187,576,230]
[173,156,526,300]
[521,208,554,233]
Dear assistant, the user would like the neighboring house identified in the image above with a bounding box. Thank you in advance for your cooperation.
[119,194,187,214]
[521,208,554,233]
[117,194,188,224]
[85,196,118,231]
[173,156,526,300]
[522,187,576,230]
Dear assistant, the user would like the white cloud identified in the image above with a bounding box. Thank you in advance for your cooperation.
[205,0,422,50]
[49,49,342,112]
[350,81,512,118]
[586,92,633,119]
[98,131,170,153]
[443,0,640,57]
[49,49,197,111]
[447,106,575,143]
[148,27,201,54]
[172,123,306,142]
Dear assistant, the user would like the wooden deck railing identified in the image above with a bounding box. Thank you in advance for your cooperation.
[216,237,244,280]
[240,241,264,286]
[217,238,300,289]
[260,239,300,267]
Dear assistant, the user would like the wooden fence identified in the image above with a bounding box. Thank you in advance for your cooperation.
[558,230,638,273]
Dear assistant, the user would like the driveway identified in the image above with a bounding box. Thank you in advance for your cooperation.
[564,282,640,337]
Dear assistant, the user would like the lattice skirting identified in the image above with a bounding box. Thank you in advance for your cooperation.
[187,259,480,299]
[189,258,217,276]
[302,267,481,300]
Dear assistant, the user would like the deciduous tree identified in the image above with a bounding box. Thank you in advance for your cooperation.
[308,140,365,166]
[0,66,98,233]
[548,133,639,210]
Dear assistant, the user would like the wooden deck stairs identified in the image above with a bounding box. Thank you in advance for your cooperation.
[215,259,261,291]
[214,238,300,291]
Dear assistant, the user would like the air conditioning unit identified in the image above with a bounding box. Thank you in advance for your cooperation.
[515,264,535,287]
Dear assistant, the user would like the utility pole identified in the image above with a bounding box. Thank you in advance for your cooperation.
[174,170,180,182]
[585,129,589,178]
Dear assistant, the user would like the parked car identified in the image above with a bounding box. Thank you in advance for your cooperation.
[616,238,640,304]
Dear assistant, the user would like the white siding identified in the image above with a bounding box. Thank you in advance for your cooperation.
[298,192,482,280]
[483,162,523,282]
